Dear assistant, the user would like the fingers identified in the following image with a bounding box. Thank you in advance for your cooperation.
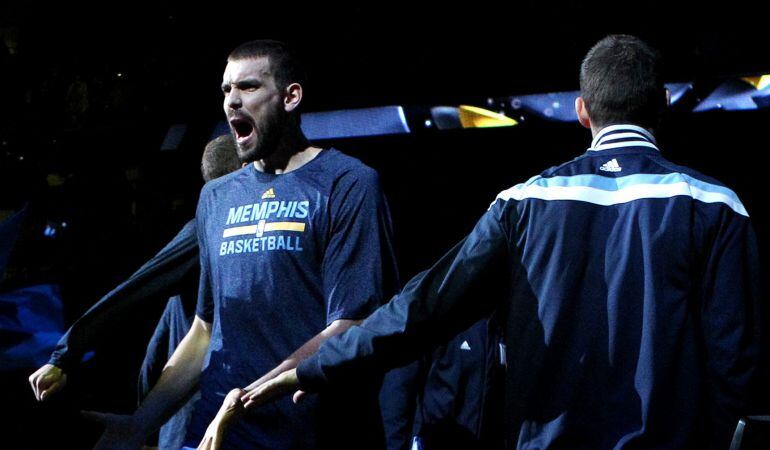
[29,365,66,401]
[197,420,226,450]
[242,380,281,409]
[239,384,258,403]
[28,370,39,398]
[292,390,307,404]
[225,388,245,407]
[239,385,258,404]
[29,366,50,400]
[241,397,259,409]
[40,378,65,401]
[196,435,211,450]
[210,427,224,450]
[240,369,302,408]
[241,384,266,409]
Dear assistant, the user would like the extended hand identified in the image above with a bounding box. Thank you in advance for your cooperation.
[81,411,148,450]
[196,388,246,450]
[29,364,68,401]
[241,368,303,409]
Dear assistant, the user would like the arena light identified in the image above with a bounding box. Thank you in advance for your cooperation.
[741,75,770,90]
[429,106,462,130]
[752,88,770,108]
[458,105,518,128]
[665,83,694,106]
[750,74,770,108]
[213,106,412,141]
[759,75,770,91]
[693,79,760,112]
[508,91,579,122]
[301,106,411,140]
[206,74,770,142]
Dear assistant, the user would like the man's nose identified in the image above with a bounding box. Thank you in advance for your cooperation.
[227,88,242,109]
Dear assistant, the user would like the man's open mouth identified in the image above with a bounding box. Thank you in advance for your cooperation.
[230,117,255,143]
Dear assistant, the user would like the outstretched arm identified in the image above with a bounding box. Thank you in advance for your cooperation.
[240,202,512,416]
[30,220,198,401]
[85,315,212,450]
[195,318,360,450]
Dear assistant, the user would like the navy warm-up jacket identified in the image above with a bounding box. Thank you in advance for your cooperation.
[297,125,761,449]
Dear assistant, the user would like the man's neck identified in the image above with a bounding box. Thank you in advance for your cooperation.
[254,130,322,175]
[590,123,655,138]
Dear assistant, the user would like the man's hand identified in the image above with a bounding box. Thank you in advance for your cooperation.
[81,411,148,450]
[29,364,67,401]
[196,388,246,450]
[241,368,303,409]
[195,371,303,450]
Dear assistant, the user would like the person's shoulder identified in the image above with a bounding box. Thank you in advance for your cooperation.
[178,218,197,237]
[322,148,380,184]
[652,157,730,189]
[200,165,251,196]
[496,145,586,195]
[492,159,573,206]
[656,157,749,217]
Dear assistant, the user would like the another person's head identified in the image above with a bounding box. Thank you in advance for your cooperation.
[201,134,241,182]
[222,40,307,163]
[576,35,666,133]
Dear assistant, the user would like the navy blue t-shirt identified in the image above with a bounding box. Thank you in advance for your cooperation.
[187,148,399,449]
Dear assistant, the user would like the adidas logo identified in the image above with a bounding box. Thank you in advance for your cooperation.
[460,340,471,351]
[599,159,622,172]
[261,188,276,199]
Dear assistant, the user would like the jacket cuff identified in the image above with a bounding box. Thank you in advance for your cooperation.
[296,354,329,392]
[46,353,70,371]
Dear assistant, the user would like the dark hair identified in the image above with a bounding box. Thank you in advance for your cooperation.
[228,40,307,93]
[201,134,241,182]
[580,35,666,130]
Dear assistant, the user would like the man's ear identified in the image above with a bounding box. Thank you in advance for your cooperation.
[284,83,303,113]
[575,96,591,129]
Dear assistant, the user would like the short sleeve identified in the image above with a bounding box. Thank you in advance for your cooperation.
[322,167,399,324]
[195,188,215,323]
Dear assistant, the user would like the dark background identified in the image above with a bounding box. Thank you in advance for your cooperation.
[2,2,768,448]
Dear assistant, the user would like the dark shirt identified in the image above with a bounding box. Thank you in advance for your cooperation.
[138,295,197,450]
[188,149,400,449]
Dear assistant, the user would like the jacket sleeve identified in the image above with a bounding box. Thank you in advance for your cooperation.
[297,201,511,392]
[47,220,199,372]
[699,207,762,447]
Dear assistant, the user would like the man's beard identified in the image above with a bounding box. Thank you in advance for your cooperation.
[236,112,285,163]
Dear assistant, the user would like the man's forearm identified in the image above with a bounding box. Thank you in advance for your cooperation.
[244,319,360,392]
[201,320,361,444]
[133,316,211,432]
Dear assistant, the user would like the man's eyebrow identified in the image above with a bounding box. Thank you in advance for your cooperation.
[221,78,262,91]
[236,78,262,88]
